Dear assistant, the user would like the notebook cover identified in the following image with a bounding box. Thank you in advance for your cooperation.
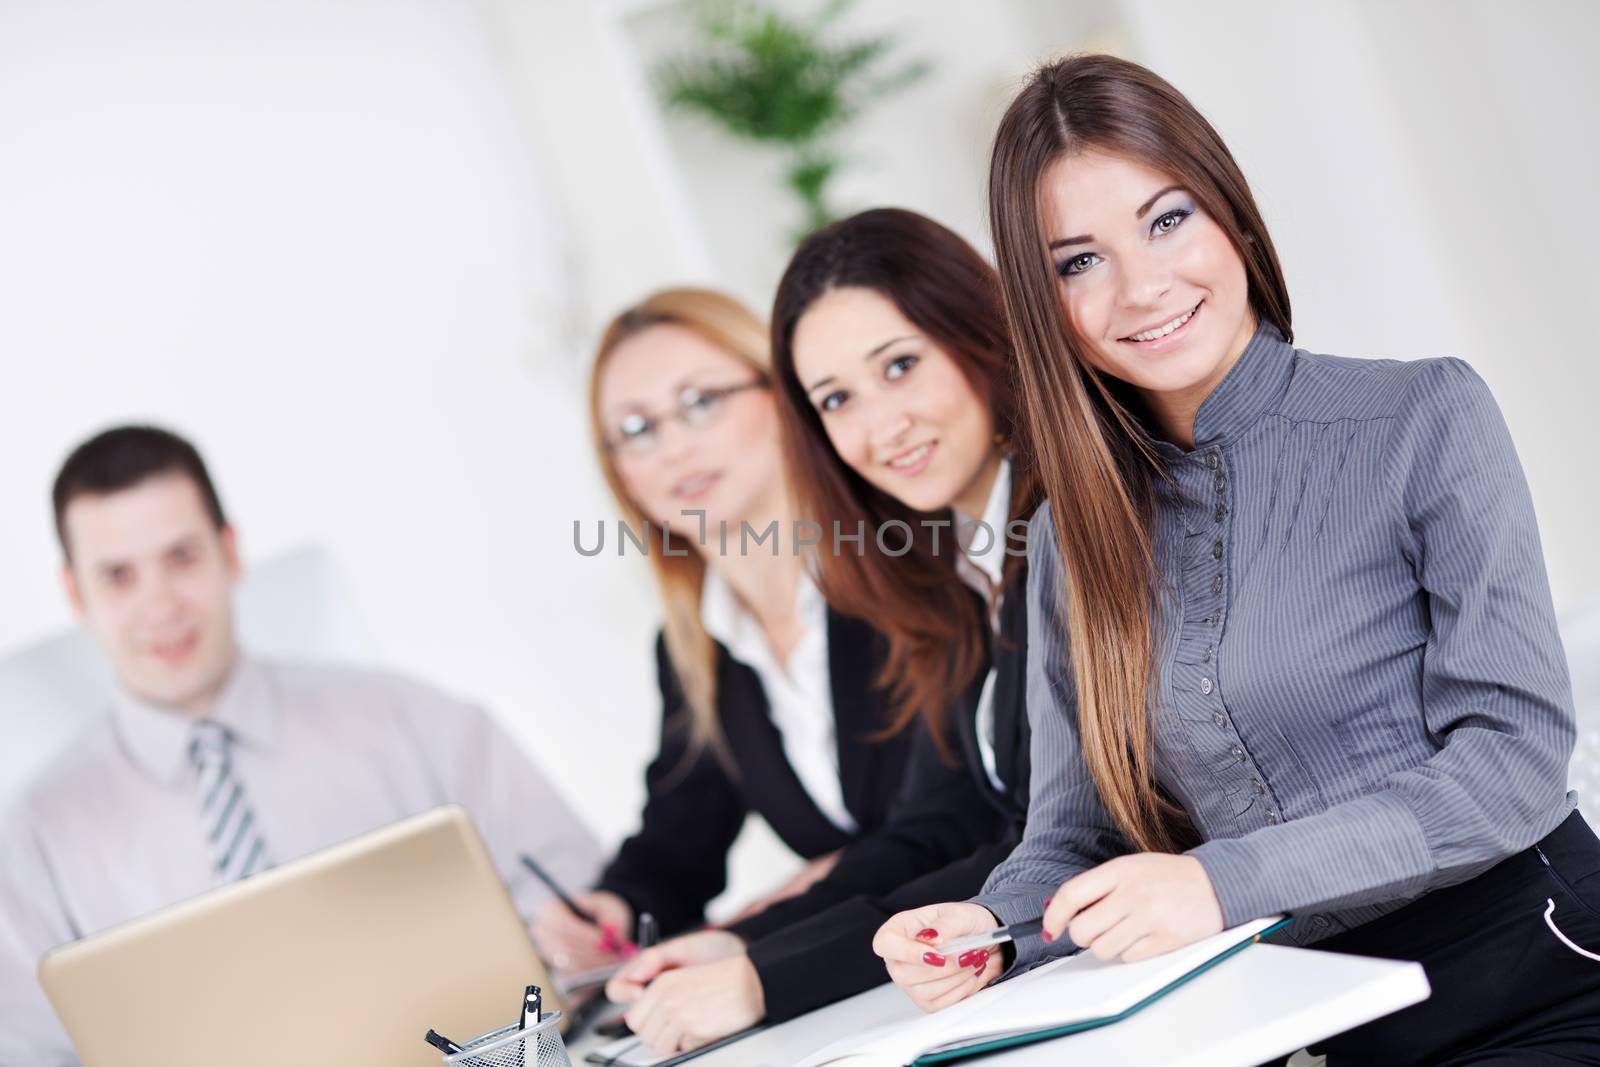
[913,918,1293,1065]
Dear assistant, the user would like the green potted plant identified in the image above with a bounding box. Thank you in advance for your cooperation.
[655,0,929,238]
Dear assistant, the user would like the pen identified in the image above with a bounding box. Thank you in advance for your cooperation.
[637,912,658,951]
[522,984,542,1030]
[521,853,632,954]
[936,917,1044,955]
[521,853,599,924]
[423,1028,464,1055]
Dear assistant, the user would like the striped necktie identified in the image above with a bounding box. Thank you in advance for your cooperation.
[189,720,273,884]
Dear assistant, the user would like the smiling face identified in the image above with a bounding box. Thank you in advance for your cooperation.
[598,322,783,542]
[1044,150,1256,433]
[792,286,1000,518]
[62,472,242,714]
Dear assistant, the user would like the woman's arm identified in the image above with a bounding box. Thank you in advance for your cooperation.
[596,635,750,936]
[723,708,1005,943]
[1190,358,1576,924]
[749,834,1021,1021]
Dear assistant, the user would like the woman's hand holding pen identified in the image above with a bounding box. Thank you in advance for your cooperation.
[609,939,764,1055]
[604,929,745,1003]
[874,902,1004,1012]
[1045,854,1222,963]
[530,889,633,972]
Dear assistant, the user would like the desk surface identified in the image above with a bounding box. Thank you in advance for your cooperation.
[571,944,1428,1067]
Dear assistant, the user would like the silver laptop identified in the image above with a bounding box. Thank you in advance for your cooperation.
[39,806,558,1066]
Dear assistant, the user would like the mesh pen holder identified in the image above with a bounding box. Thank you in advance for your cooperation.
[443,1011,571,1067]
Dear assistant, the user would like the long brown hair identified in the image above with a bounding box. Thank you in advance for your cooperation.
[587,288,773,755]
[989,55,1292,851]
[770,208,1039,747]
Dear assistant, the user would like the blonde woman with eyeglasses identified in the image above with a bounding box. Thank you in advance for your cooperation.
[531,289,992,1003]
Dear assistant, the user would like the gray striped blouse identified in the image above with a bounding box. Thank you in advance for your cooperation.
[976,323,1577,969]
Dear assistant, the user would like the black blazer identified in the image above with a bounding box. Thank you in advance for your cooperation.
[596,608,933,936]
[950,584,1031,828]
[743,582,1033,1022]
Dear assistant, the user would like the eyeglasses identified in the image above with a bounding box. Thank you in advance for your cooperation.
[605,378,768,456]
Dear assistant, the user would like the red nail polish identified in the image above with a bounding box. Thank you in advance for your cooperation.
[922,951,947,967]
[1042,929,1054,943]
[916,928,940,942]
[957,950,988,968]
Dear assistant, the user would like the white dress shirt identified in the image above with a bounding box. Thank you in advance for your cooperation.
[699,565,857,835]
[0,657,602,1066]
[954,457,1013,793]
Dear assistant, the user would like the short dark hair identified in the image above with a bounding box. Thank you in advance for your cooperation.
[52,425,228,558]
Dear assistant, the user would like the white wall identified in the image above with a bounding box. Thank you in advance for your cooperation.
[2,1,1595,916]
[0,0,661,856]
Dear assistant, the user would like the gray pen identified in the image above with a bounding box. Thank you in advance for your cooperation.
[936,917,1045,955]
[637,912,658,951]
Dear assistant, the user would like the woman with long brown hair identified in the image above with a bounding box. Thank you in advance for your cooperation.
[878,55,1597,1061]
[533,288,972,976]
[601,211,1042,1055]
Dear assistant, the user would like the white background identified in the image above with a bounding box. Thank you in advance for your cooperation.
[2,0,1596,911]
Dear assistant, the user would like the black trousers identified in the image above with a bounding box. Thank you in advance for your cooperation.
[1286,810,1600,1065]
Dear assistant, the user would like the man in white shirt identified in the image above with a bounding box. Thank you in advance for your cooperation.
[0,425,601,1064]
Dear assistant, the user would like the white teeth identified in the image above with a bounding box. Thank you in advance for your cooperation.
[1129,306,1195,342]
[888,443,932,470]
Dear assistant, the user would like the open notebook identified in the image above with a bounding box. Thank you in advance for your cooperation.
[795,917,1287,1067]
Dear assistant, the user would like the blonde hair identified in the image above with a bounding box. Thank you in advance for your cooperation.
[587,287,773,757]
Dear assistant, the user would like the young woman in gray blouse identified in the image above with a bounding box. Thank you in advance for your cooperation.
[875,54,1598,1062]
